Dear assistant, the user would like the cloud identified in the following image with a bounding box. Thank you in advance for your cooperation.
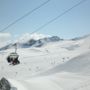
[0,33,11,42]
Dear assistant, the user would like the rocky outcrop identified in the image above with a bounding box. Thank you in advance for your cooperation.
[0,77,11,90]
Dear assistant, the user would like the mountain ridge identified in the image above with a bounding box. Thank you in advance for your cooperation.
[0,34,62,50]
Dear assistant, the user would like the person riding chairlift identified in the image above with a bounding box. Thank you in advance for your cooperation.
[7,52,20,65]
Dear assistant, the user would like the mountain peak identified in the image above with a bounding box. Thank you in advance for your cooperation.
[17,33,50,43]
[71,34,90,41]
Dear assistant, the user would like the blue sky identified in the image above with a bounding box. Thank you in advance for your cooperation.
[0,0,90,39]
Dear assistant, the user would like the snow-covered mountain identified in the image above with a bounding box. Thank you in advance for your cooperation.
[0,33,62,50]
[17,33,62,48]
[0,34,90,90]
[71,34,90,41]
[17,33,50,43]
[20,35,61,48]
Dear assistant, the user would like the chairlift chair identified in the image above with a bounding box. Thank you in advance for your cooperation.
[7,43,20,65]
[7,52,20,65]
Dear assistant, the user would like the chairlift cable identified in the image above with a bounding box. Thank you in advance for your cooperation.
[0,0,50,32]
[30,0,87,34]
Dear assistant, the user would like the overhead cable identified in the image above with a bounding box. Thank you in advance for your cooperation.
[0,0,50,32]
[30,0,87,34]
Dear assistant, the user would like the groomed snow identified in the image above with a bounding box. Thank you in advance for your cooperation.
[0,34,90,90]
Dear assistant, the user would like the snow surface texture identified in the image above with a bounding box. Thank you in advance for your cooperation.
[0,34,90,90]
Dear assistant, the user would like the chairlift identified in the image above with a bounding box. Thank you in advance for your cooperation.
[7,43,20,65]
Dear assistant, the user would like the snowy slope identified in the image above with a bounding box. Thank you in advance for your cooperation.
[0,34,90,90]
[40,51,90,76]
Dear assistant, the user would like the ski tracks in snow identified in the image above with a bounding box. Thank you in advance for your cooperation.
[9,77,63,90]
[73,80,90,90]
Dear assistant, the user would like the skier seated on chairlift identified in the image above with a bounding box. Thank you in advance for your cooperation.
[7,52,20,65]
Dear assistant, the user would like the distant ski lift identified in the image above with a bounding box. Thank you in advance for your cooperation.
[7,43,20,65]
